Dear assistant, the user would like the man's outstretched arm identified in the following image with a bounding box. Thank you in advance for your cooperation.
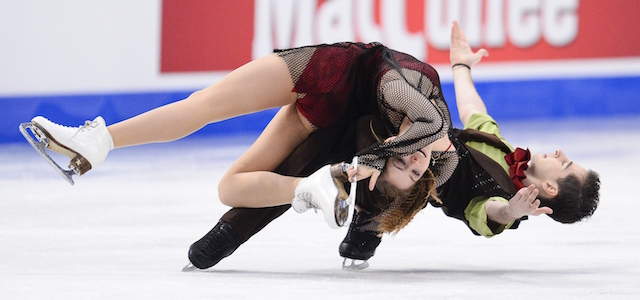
[449,21,489,127]
[485,185,553,225]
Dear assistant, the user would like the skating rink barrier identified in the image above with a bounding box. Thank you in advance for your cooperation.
[2,75,639,144]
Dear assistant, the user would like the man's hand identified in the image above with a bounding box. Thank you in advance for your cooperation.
[506,185,554,219]
[450,20,489,67]
[485,185,554,225]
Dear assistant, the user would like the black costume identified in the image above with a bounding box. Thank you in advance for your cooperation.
[188,43,526,268]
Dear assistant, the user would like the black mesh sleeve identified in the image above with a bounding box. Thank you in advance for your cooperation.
[357,69,448,170]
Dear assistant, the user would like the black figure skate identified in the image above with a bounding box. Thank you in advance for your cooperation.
[339,211,382,271]
[182,221,241,271]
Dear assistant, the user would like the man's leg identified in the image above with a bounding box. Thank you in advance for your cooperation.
[186,122,353,270]
[339,210,382,268]
[187,205,290,269]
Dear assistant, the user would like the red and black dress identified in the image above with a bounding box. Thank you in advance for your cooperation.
[275,42,453,184]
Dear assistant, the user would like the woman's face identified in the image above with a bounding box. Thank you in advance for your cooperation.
[382,147,431,190]
[380,117,433,190]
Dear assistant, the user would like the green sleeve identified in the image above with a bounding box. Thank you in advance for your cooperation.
[463,113,514,155]
[464,112,501,132]
[464,196,516,237]
[462,113,517,236]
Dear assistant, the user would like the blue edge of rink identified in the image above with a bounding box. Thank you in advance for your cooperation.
[1,75,639,144]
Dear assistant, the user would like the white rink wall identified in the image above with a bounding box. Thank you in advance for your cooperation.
[0,0,224,96]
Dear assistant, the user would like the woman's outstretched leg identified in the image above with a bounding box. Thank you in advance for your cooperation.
[108,53,297,148]
[27,54,297,179]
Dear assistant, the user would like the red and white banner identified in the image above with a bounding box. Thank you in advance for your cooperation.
[161,0,640,73]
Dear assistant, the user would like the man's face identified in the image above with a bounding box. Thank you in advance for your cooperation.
[382,148,431,190]
[528,149,587,185]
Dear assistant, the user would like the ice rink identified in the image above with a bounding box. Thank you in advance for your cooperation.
[1,117,638,299]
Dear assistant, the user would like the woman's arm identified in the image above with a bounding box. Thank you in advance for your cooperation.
[354,78,445,190]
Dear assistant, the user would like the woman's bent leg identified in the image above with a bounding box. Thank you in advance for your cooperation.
[108,54,296,148]
[218,104,311,208]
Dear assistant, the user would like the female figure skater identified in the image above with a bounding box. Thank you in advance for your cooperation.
[23,40,451,229]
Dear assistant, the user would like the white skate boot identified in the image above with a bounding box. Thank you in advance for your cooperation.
[292,157,358,229]
[19,116,114,185]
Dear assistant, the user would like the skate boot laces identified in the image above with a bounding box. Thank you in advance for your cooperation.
[296,192,320,213]
[70,120,100,138]
[44,118,100,140]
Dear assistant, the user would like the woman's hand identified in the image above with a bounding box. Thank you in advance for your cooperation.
[450,20,489,67]
[346,164,381,191]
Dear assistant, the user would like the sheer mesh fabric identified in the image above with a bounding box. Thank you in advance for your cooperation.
[277,44,358,129]
[276,42,458,185]
[276,47,315,87]
[430,149,458,188]
[356,68,449,171]
[372,68,457,188]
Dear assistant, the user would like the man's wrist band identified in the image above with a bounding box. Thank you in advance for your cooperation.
[452,63,470,70]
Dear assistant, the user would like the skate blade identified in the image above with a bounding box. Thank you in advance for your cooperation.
[342,258,369,271]
[347,156,358,215]
[335,201,347,227]
[19,122,78,185]
[333,180,350,227]
[334,156,358,227]
[181,263,199,272]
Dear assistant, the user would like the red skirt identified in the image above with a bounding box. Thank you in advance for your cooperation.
[276,43,378,129]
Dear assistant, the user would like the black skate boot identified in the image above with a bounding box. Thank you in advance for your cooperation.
[183,220,240,271]
[339,211,381,270]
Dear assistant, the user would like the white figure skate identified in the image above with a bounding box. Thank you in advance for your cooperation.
[19,116,114,185]
[292,157,358,229]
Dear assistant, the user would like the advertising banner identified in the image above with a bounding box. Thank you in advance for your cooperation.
[161,0,640,72]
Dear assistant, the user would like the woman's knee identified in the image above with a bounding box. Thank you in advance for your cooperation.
[175,89,217,123]
[217,173,239,206]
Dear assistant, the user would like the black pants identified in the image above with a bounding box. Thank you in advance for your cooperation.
[218,115,388,243]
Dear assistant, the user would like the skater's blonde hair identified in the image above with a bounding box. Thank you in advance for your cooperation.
[375,169,439,234]
[368,121,441,234]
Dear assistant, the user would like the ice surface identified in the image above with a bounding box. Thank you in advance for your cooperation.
[1,118,638,299]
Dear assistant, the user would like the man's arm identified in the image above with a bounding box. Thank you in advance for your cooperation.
[485,185,553,225]
[451,21,554,232]
[449,21,489,127]
[453,68,486,127]
[465,186,552,236]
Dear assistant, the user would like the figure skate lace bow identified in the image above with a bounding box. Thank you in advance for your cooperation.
[19,116,113,185]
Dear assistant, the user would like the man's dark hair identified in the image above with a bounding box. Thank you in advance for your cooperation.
[539,170,600,224]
